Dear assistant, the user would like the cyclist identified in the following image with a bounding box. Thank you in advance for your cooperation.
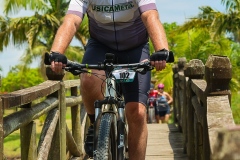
[147,83,158,123]
[48,0,170,159]
[156,83,173,123]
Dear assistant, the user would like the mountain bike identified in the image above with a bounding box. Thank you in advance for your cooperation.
[45,51,174,160]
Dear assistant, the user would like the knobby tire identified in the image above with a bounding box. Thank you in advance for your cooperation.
[94,113,117,160]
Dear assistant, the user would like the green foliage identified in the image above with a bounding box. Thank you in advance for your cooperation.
[231,92,240,124]
[1,66,44,92]
[1,0,86,78]
[151,64,174,94]
[4,131,21,158]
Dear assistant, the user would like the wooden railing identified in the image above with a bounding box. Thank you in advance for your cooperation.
[1,56,240,160]
[0,68,85,160]
[173,55,240,160]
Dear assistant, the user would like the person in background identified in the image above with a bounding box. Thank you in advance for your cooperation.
[155,83,173,123]
[147,83,158,123]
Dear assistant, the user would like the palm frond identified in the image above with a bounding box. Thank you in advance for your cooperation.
[3,0,50,15]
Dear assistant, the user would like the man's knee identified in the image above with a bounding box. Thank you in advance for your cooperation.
[126,103,146,123]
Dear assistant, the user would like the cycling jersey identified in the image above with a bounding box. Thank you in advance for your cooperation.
[67,0,157,51]
[148,90,158,98]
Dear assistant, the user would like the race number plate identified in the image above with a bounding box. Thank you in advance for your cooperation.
[112,68,136,83]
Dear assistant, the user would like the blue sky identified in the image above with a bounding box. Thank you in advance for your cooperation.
[0,0,226,76]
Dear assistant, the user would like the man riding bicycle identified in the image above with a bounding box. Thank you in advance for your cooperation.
[48,0,170,159]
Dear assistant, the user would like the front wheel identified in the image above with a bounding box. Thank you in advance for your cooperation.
[94,113,117,160]
[117,119,128,160]
[148,107,155,123]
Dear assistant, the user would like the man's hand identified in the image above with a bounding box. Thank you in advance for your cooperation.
[48,52,67,73]
[151,59,166,71]
[150,49,170,71]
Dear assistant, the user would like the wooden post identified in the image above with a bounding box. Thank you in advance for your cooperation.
[177,57,187,132]
[46,67,65,81]
[172,64,178,124]
[59,82,66,160]
[45,66,65,160]
[205,55,232,97]
[184,59,204,159]
[205,55,233,159]
[71,87,82,155]
[20,121,37,160]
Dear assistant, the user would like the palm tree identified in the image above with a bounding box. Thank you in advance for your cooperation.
[0,0,89,77]
[177,0,240,91]
[179,0,240,43]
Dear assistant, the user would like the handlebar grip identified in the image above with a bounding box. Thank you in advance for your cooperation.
[44,52,51,65]
[168,51,174,63]
[44,52,68,65]
[150,50,174,63]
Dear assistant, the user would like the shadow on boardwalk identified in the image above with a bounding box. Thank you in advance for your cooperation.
[146,123,188,160]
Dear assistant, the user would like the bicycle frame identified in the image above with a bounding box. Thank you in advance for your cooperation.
[95,78,118,119]
[93,59,127,159]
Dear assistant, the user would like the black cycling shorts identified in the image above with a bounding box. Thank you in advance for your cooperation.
[82,38,151,106]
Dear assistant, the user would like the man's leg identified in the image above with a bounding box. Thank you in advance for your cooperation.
[125,102,148,160]
[80,70,105,157]
[80,70,105,115]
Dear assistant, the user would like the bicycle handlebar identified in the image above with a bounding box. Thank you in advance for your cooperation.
[44,51,174,75]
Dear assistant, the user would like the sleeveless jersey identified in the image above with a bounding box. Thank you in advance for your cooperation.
[157,95,167,104]
[67,0,157,51]
[156,94,169,111]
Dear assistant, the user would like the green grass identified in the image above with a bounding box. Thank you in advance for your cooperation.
[4,131,21,158]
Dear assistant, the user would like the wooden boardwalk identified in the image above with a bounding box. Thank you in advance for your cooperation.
[146,123,188,160]
[84,123,188,160]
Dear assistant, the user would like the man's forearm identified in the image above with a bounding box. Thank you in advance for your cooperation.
[141,10,169,51]
[51,14,82,54]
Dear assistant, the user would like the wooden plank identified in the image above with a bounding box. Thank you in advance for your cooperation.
[146,123,188,160]
[206,95,235,153]
[64,80,80,89]
[66,96,82,107]
[66,126,81,157]
[191,79,206,104]
[1,80,60,109]
[192,96,204,124]
[37,109,59,160]
[3,97,58,137]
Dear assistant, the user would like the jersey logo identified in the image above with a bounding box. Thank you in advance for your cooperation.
[92,2,134,12]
